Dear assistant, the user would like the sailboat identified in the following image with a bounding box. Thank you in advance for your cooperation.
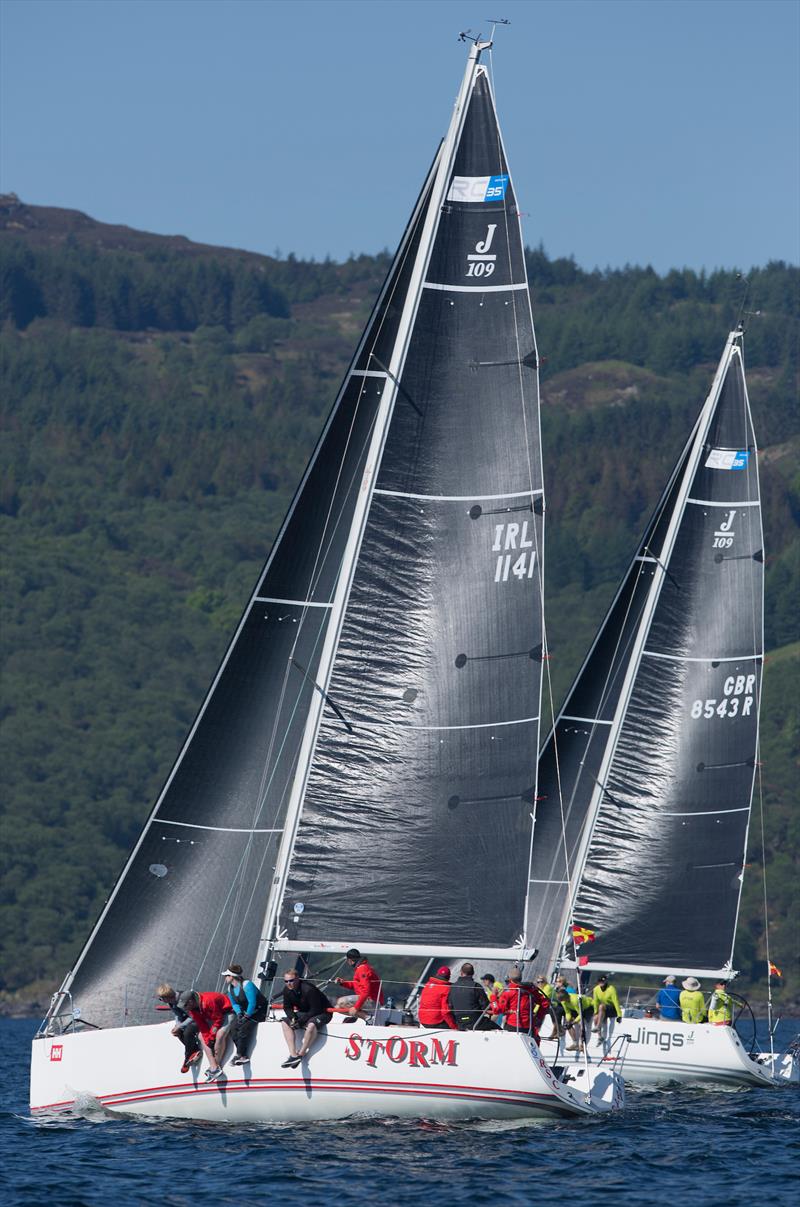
[527,327,798,1087]
[29,38,623,1122]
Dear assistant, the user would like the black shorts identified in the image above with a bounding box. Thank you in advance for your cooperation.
[306,1012,332,1029]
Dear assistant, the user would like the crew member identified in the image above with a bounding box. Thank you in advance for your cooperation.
[679,977,706,1023]
[554,973,577,997]
[498,969,549,1037]
[177,989,232,1080]
[418,966,458,1031]
[334,948,384,1020]
[156,982,201,1073]
[534,973,553,999]
[482,973,505,1025]
[280,970,333,1068]
[656,975,682,1022]
[591,974,622,1033]
[224,963,269,1064]
[450,962,494,1030]
[707,980,734,1025]
[555,987,594,1050]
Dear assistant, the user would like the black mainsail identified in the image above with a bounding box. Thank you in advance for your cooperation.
[48,41,544,1032]
[529,330,763,979]
[268,45,544,959]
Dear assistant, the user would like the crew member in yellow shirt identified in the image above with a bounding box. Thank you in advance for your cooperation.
[592,973,622,1033]
[707,979,734,1025]
[679,976,706,1023]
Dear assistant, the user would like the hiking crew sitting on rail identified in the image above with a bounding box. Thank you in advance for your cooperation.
[334,948,384,1020]
[679,977,707,1023]
[450,962,496,1031]
[591,974,621,1034]
[223,963,268,1064]
[157,983,201,1073]
[707,980,734,1026]
[177,989,231,1081]
[656,975,682,1021]
[555,988,594,1051]
[497,969,550,1038]
[418,966,459,1031]
[280,970,333,1068]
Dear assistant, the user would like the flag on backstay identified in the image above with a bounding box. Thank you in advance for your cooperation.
[572,923,597,947]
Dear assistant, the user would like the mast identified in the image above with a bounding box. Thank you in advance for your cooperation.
[554,329,749,975]
[255,40,494,972]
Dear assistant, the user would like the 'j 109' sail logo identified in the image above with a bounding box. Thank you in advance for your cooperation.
[712,509,736,549]
[466,224,497,278]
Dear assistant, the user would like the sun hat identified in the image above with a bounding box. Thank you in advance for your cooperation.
[663,975,676,984]
[682,976,701,991]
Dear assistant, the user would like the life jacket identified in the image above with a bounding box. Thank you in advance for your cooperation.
[680,989,706,1024]
[707,989,733,1025]
[228,979,268,1021]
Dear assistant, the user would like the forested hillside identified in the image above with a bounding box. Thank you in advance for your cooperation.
[1,195,797,1012]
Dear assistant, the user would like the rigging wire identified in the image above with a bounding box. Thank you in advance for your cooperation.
[733,323,773,1056]
[486,42,550,963]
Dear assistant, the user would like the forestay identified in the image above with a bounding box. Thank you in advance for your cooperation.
[272,59,545,957]
[529,331,763,978]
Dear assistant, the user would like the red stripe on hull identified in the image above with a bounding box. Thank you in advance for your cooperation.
[33,1075,580,1115]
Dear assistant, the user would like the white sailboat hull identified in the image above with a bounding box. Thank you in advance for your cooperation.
[31,1019,624,1122]
[540,1017,792,1088]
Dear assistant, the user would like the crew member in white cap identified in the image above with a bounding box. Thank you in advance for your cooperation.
[656,974,682,1021]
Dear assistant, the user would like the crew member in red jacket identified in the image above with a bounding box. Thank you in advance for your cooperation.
[418,966,458,1031]
[334,947,385,1020]
[177,990,231,1081]
[497,969,550,1037]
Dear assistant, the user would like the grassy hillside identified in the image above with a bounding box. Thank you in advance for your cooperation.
[1,199,797,1013]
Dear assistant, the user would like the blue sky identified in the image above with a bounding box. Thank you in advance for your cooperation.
[1,0,798,273]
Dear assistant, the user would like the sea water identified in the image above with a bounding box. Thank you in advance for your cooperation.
[3,1017,798,1204]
